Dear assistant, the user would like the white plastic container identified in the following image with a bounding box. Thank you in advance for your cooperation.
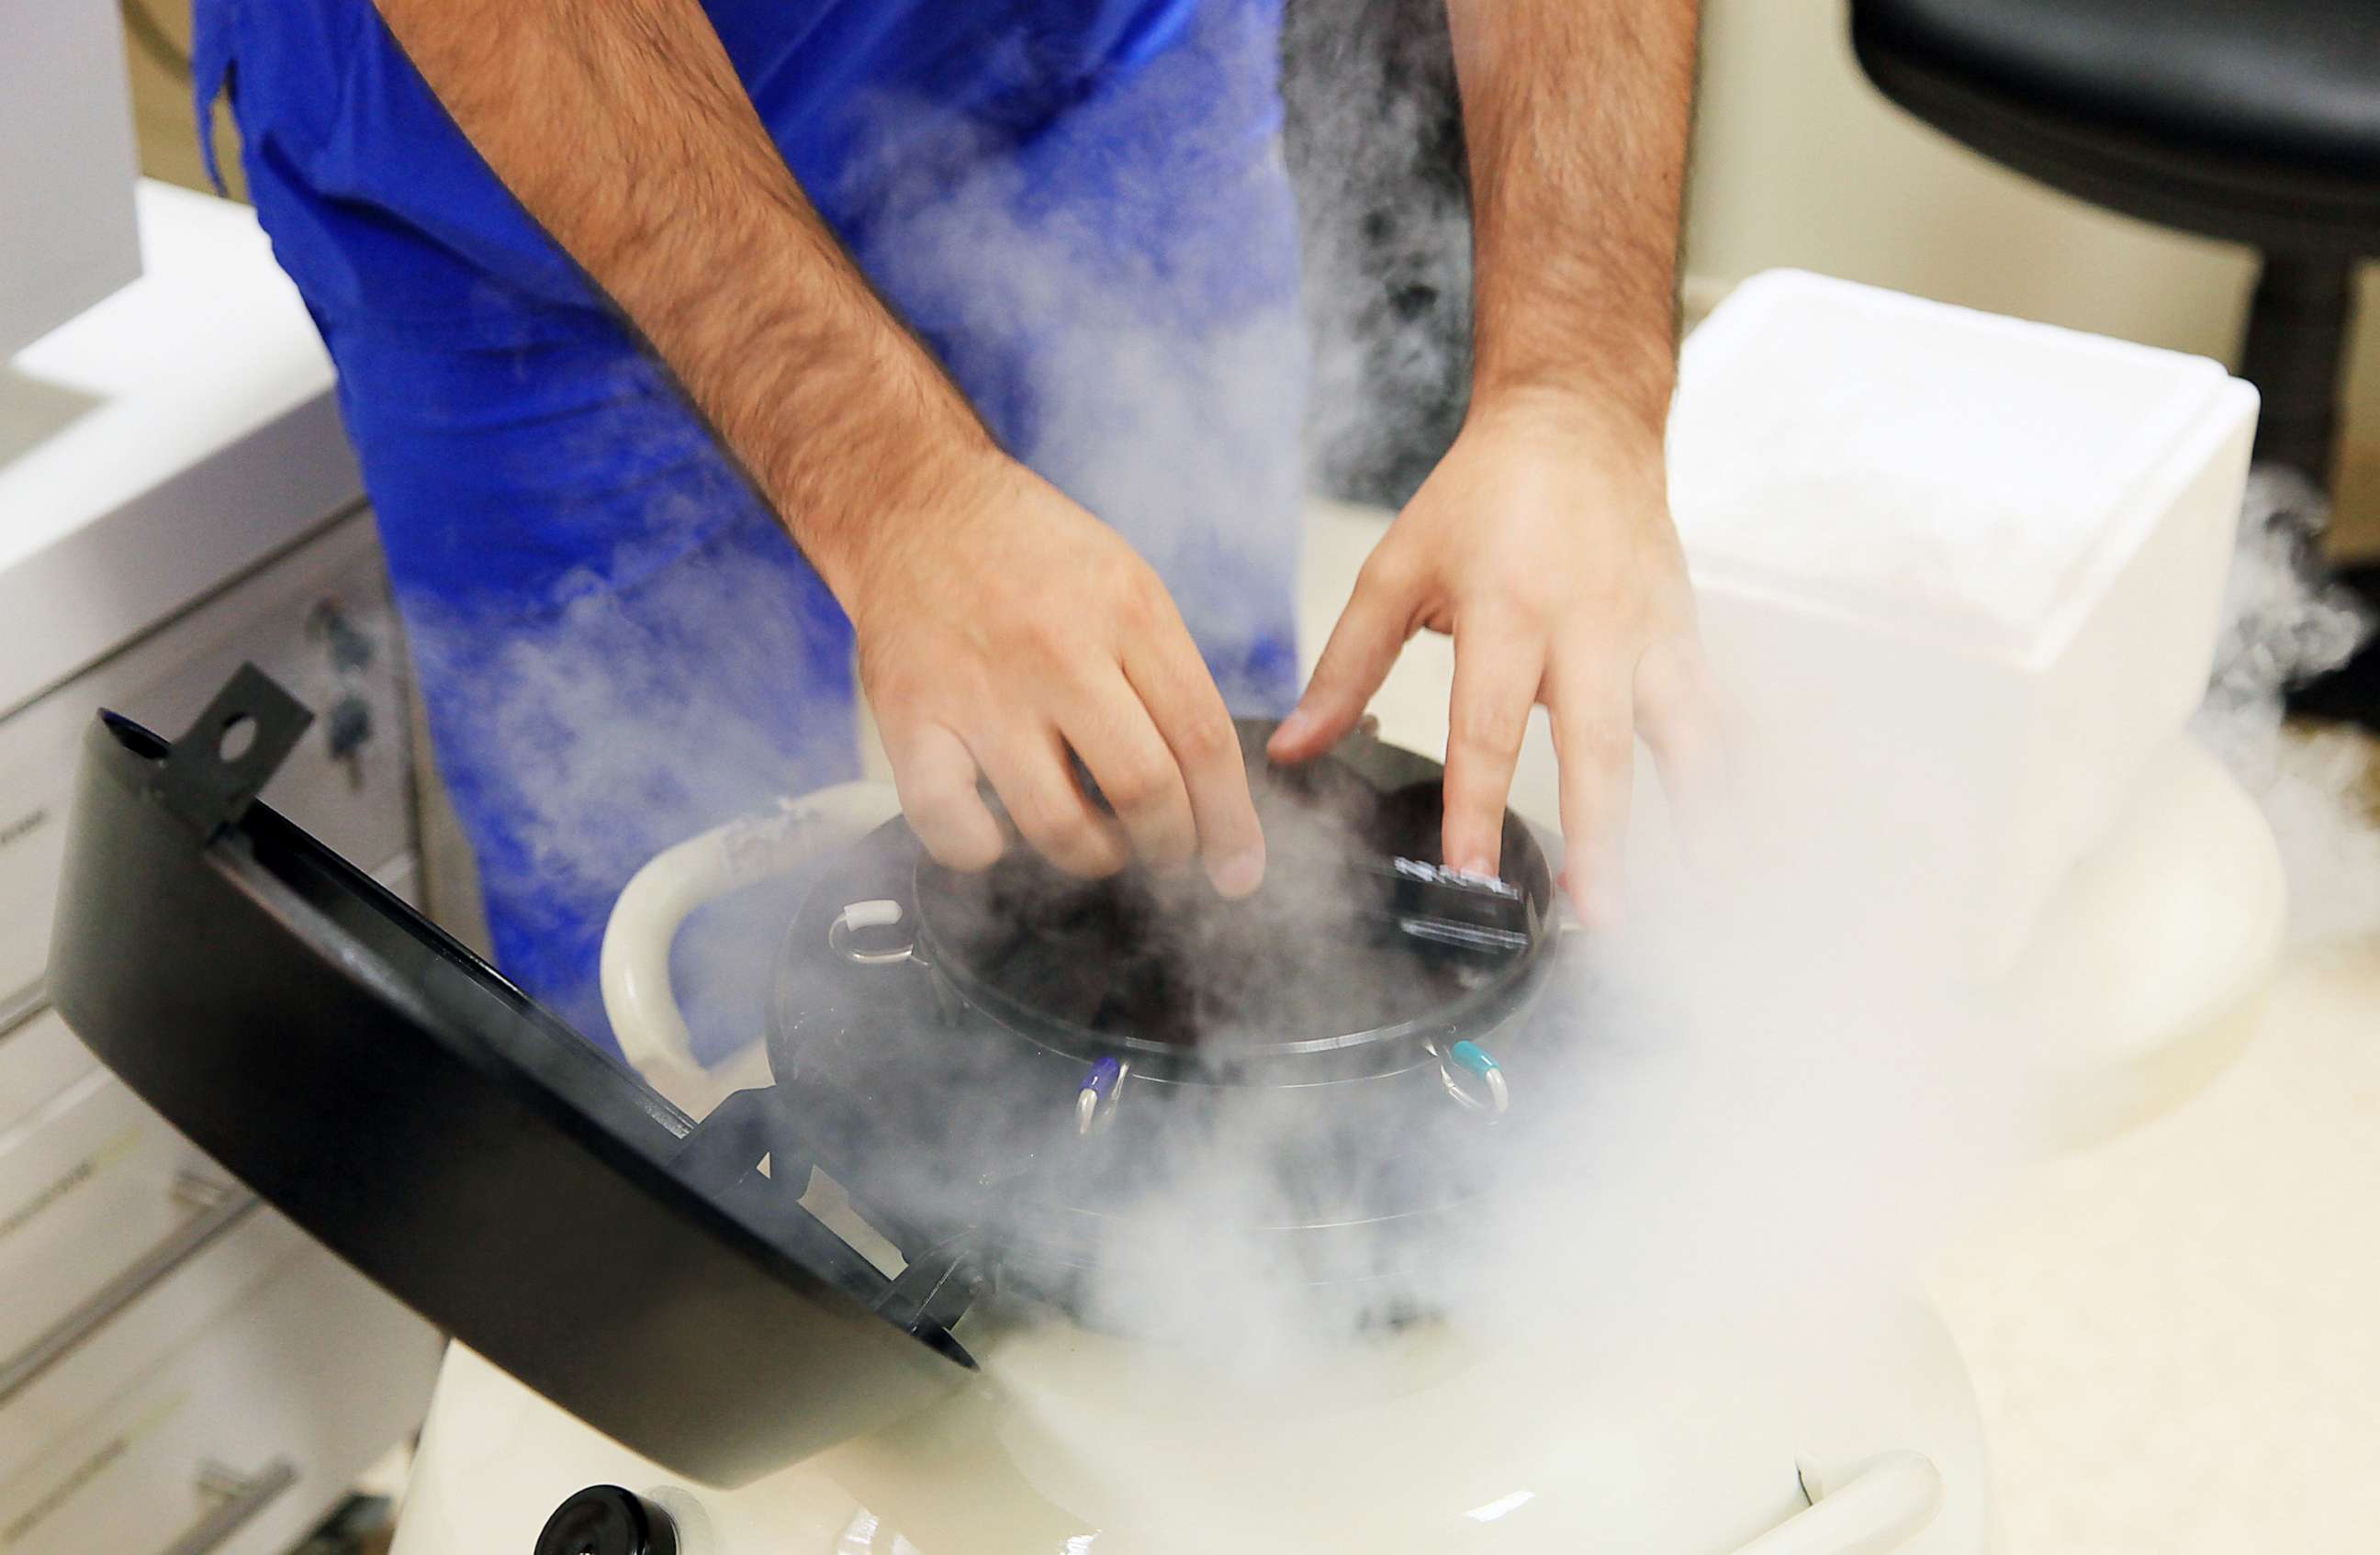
[1666,271,2258,969]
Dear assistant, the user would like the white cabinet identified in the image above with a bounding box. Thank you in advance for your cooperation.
[0,515,442,1555]
[0,517,411,1024]
[0,1212,440,1555]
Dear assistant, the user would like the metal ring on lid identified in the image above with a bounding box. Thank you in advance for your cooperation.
[1436,1039,1510,1115]
[829,900,915,966]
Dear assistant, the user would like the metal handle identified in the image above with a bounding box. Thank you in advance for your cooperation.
[160,1459,299,1555]
[601,783,904,1113]
[829,901,916,967]
[1727,1452,1943,1555]
[0,982,49,1039]
[0,1173,259,1402]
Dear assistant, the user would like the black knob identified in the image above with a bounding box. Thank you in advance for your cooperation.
[326,695,374,760]
[533,1486,679,1555]
[311,601,377,672]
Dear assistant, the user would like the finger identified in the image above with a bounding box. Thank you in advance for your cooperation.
[1124,628,1267,897]
[1550,659,1638,927]
[1061,676,1199,870]
[1633,637,1732,873]
[1441,619,1544,876]
[974,724,1132,879]
[1268,547,1420,764]
[883,720,1004,872]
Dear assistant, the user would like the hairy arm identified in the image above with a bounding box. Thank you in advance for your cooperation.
[1274,0,1718,920]
[372,0,1268,892]
[371,0,987,596]
[1451,0,1697,438]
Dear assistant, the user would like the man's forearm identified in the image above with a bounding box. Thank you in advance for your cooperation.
[373,0,994,594]
[1445,0,1699,441]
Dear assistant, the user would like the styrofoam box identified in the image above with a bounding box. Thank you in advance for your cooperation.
[1667,271,2258,969]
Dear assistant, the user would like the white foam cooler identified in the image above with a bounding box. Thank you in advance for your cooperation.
[1666,270,2260,969]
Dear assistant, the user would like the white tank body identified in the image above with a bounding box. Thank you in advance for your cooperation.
[395,1283,1990,1555]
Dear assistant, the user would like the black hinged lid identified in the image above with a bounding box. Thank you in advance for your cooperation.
[45,667,971,1487]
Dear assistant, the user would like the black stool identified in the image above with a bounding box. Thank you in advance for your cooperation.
[1852,0,2380,722]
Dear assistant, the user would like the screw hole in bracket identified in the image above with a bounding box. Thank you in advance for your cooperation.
[217,713,257,763]
[152,666,317,838]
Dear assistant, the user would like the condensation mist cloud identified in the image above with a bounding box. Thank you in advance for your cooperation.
[2196,468,2380,945]
[1282,0,1473,507]
[383,1,2380,1404]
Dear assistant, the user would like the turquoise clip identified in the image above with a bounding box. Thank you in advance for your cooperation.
[1441,1040,1510,1115]
[1450,1040,1499,1078]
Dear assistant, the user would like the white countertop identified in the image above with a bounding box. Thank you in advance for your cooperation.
[0,179,360,714]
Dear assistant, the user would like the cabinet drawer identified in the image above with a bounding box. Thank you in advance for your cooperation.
[0,1012,93,1139]
[0,513,411,1012]
[0,1210,302,1489]
[0,1234,441,1555]
[0,1072,243,1390]
[0,1384,286,1555]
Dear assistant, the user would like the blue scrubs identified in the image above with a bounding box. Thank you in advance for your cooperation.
[193,0,1307,1050]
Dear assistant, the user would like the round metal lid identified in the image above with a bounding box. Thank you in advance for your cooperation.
[910,722,1559,1074]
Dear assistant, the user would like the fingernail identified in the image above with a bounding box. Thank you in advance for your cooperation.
[1453,855,1497,879]
[1269,708,1317,753]
[1208,846,1267,899]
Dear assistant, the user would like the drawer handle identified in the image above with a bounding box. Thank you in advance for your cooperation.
[160,1459,299,1555]
[0,1173,260,1402]
[0,983,48,1039]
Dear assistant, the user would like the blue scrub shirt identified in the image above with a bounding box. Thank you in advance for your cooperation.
[195,0,1308,1051]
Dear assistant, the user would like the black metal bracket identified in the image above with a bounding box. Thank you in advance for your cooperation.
[670,1088,976,1334]
[152,664,315,839]
[668,1086,803,1195]
[872,1236,991,1338]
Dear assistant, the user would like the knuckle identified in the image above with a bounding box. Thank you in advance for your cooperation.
[1172,712,1239,768]
[1098,557,1163,624]
[1021,615,1077,664]
[923,827,1003,874]
[1121,565,1170,620]
[1453,698,1531,757]
[1100,756,1175,817]
[1357,546,1419,599]
[862,659,931,712]
[1481,560,1553,611]
[1022,804,1105,865]
[904,785,979,839]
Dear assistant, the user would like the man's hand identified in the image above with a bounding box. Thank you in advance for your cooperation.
[1267,0,1707,922]
[840,451,1266,894]
[1269,397,1720,923]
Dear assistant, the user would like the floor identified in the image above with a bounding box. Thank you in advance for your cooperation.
[1931,945,2380,1551]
